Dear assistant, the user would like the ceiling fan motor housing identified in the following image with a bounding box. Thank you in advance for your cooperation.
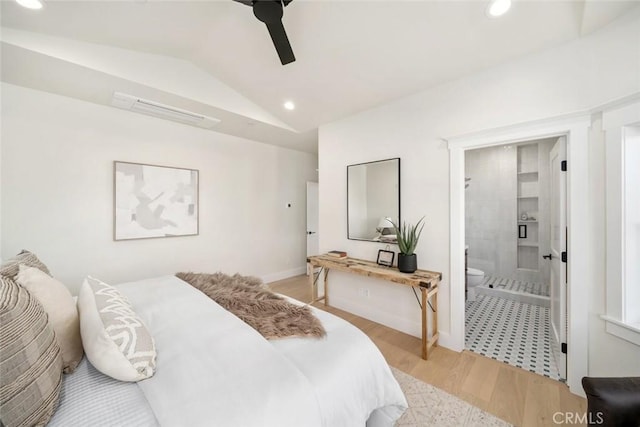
[253,1,283,24]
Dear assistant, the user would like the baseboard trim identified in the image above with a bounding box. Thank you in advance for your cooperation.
[329,295,421,338]
[262,266,307,284]
[437,332,458,352]
[327,295,459,353]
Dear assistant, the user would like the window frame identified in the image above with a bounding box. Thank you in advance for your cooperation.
[602,101,640,346]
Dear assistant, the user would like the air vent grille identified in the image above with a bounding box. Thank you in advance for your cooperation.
[111,92,220,129]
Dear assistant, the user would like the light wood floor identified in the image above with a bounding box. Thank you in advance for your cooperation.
[269,275,587,427]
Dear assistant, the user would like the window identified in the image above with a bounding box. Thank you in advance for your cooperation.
[602,101,640,345]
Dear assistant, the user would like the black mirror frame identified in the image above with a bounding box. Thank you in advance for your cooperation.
[346,157,401,242]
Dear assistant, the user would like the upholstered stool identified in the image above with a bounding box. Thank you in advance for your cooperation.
[581,377,640,426]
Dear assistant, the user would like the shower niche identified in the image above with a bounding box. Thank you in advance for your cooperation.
[517,143,539,271]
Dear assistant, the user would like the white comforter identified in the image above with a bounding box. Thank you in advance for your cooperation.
[117,275,407,427]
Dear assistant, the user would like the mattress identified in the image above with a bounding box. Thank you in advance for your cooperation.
[49,275,406,426]
[48,358,158,427]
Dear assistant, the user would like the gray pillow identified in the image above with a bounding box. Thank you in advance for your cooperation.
[0,275,63,427]
[0,250,51,279]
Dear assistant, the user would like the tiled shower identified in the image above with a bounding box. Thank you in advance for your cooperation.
[464,138,561,380]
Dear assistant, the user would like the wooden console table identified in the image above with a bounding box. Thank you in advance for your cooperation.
[306,254,442,360]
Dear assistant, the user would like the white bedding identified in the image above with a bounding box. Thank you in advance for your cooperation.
[57,275,407,426]
[273,296,407,426]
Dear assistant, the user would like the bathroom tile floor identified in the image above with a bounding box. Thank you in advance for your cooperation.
[465,294,561,381]
[481,275,550,296]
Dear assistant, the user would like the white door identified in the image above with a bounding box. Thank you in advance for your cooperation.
[549,137,567,380]
[306,182,319,274]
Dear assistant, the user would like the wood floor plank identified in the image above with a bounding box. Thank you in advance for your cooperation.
[489,364,529,425]
[462,353,501,403]
[438,349,477,395]
[522,375,561,427]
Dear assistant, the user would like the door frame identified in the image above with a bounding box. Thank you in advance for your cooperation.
[447,113,590,396]
[306,181,320,275]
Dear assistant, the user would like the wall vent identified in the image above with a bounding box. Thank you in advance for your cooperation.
[111,92,221,129]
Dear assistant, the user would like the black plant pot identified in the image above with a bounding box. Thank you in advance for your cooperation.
[398,253,417,273]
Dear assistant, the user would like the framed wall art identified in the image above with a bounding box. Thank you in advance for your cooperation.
[114,161,199,240]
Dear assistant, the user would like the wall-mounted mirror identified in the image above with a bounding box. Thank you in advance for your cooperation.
[347,158,400,242]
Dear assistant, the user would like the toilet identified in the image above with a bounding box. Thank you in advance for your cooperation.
[466,268,485,301]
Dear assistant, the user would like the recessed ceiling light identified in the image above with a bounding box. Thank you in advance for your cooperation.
[283,101,295,111]
[487,0,511,17]
[15,0,44,9]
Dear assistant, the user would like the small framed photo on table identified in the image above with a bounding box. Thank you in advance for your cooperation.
[377,249,395,267]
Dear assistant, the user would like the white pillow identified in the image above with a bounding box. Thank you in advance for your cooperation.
[15,264,83,373]
[77,276,156,382]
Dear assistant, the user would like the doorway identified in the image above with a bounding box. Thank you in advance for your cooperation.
[463,137,566,381]
[306,181,319,275]
[447,114,590,395]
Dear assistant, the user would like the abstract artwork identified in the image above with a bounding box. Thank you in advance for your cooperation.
[114,161,198,240]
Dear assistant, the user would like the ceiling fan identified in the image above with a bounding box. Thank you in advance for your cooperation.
[233,0,296,65]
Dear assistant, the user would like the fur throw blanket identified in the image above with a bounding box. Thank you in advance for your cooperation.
[176,272,326,340]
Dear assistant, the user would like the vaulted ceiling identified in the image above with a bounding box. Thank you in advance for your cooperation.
[1,0,638,152]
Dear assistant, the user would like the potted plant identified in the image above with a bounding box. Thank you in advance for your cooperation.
[392,217,425,273]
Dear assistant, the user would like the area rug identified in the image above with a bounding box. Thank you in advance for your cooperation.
[392,367,511,426]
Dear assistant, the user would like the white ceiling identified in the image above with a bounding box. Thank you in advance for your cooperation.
[1,0,638,152]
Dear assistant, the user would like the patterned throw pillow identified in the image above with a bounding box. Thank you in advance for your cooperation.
[77,276,156,382]
[0,276,63,427]
[15,265,84,374]
[0,250,51,279]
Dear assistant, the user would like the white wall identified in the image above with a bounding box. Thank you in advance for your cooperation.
[0,82,2,261]
[318,8,640,375]
[1,83,318,294]
[1,28,292,131]
[465,145,517,278]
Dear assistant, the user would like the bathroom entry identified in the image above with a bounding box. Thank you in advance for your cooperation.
[464,136,567,381]
[549,137,567,380]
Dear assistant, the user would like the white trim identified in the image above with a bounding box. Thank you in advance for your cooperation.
[589,92,640,115]
[436,332,454,350]
[603,101,640,326]
[601,315,640,347]
[449,144,466,353]
[262,266,307,284]
[328,294,454,349]
[447,113,590,396]
[446,112,590,149]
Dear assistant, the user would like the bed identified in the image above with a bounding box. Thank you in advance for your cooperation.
[48,275,408,426]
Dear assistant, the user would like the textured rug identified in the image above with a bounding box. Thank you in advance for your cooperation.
[392,367,511,426]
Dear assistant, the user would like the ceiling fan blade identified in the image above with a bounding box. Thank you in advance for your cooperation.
[265,21,295,65]
[232,0,254,6]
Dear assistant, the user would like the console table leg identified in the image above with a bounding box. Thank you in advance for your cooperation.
[432,290,438,348]
[309,265,317,303]
[421,288,428,360]
[324,270,330,306]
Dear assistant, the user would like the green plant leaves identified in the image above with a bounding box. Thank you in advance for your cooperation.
[391,217,425,255]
